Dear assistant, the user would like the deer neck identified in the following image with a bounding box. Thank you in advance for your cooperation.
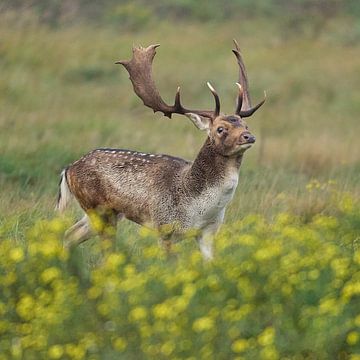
[184,137,243,195]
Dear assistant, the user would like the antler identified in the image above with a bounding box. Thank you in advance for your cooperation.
[232,39,266,118]
[116,44,219,119]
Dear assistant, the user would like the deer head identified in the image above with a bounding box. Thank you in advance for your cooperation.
[115,40,265,157]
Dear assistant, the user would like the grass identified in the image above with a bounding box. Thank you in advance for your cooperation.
[0,14,359,236]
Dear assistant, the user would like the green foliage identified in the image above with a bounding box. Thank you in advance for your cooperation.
[104,2,152,30]
[2,0,359,27]
[0,190,359,359]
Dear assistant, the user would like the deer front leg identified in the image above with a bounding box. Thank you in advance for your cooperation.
[157,224,177,258]
[158,237,173,256]
[197,223,220,261]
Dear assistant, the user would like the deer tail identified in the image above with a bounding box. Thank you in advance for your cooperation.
[55,169,72,213]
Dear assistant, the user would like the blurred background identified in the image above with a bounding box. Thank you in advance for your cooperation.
[0,0,359,235]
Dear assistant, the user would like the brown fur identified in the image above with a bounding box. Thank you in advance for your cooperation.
[61,115,252,231]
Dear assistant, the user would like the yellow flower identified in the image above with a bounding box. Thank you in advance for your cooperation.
[129,306,147,321]
[192,316,214,332]
[143,245,161,259]
[173,296,189,312]
[260,346,279,360]
[343,282,360,300]
[105,253,125,270]
[354,252,360,265]
[258,327,275,346]
[254,244,282,261]
[339,193,354,213]
[65,343,86,360]
[48,219,67,233]
[275,212,292,226]
[112,337,127,352]
[308,269,319,280]
[153,303,172,319]
[97,303,110,316]
[9,247,24,263]
[87,286,102,300]
[331,258,349,279]
[232,339,249,353]
[161,341,175,356]
[41,267,61,284]
[48,345,64,359]
[16,295,35,320]
[238,234,256,246]
[347,331,359,346]
[40,242,59,258]
[319,298,340,315]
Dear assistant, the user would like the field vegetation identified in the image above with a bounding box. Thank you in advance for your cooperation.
[0,1,359,358]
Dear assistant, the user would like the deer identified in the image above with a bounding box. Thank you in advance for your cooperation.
[56,40,265,260]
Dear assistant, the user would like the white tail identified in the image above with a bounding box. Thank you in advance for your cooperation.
[56,169,72,213]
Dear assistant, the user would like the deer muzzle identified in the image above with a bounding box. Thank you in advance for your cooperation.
[239,132,256,144]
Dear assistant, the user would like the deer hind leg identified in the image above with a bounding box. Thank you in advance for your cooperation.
[64,214,93,249]
[64,210,123,250]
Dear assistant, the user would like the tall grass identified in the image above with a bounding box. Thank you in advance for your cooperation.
[0,14,359,232]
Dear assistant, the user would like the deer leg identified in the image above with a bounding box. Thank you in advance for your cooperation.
[64,215,93,249]
[159,237,173,256]
[197,224,219,261]
[95,210,123,256]
[158,226,177,258]
[97,210,119,239]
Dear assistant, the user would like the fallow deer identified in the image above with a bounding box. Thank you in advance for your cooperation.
[56,40,265,260]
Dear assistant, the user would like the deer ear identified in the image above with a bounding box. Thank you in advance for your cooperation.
[185,113,211,132]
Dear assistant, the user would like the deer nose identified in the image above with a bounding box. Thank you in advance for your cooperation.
[241,132,256,143]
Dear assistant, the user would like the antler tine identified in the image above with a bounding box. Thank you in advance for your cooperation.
[116,44,216,120]
[174,86,182,111]
[206,82,220,117]
[232,39,266,118]
[238,91,266,117]
[235,82,244,116]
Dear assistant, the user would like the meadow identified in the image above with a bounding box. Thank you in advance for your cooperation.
[0,7,360,359]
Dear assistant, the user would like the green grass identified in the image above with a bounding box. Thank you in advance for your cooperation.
[0,14,359,238]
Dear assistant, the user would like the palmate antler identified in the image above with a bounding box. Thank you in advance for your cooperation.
[115,44,219,119]
[116,41,265,120]
[232,39,266,117]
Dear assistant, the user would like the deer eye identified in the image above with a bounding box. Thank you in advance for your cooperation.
[217,127,224,134]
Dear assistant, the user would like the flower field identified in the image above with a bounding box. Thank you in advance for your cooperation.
[1,186,359,359]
